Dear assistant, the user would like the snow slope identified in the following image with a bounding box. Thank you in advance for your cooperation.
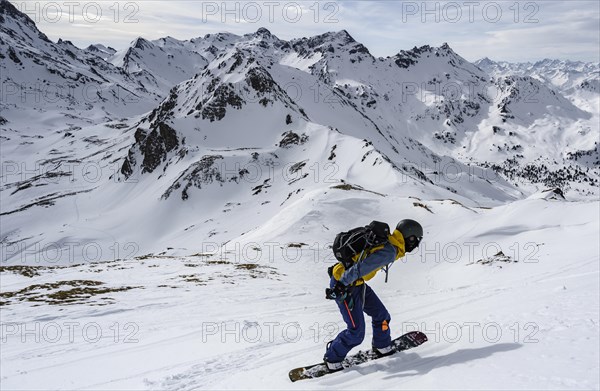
[1,191,598,390]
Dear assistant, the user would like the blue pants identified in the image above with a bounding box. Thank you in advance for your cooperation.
[324,281,391,363]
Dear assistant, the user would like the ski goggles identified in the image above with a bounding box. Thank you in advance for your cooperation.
[405,235,422,252]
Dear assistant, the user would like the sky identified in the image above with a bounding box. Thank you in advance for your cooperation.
[11,0,600,63]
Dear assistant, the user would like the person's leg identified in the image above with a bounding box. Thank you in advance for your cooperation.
[324,284,366,363]
[363,284,392,349]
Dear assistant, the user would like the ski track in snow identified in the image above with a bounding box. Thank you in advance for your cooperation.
[1,197,598,390]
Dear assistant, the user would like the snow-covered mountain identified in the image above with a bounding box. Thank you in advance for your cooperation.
[473,56,599,191]
[475,57,600,95]
[1,1,599,389]
[0,2,164,132]
[109,36,209,96]
[2,0,598,265]
[84,43,117,60]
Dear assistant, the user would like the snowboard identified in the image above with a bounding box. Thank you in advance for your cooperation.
[288,330,428,382]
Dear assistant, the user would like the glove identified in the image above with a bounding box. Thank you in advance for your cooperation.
[325,282,349,301]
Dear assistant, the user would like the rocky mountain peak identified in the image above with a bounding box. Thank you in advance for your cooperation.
[132,37,154,50]
[254,27,273,38]
[0,0,50,43]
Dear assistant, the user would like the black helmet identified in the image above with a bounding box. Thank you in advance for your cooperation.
[396,219,423,253]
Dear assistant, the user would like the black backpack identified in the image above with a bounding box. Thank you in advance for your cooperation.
[331,221,391,270]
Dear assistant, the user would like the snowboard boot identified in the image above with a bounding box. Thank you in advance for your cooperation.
[323,358,344,373]
[323,341,344,373]
[373,344,395,358]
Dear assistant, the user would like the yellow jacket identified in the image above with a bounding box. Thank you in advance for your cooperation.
[331,229,406,285]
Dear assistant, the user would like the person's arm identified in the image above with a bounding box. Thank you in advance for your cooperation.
[339,242,396,286]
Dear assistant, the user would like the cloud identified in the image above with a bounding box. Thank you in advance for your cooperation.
[453,7,600,62]
[22,0,600,63]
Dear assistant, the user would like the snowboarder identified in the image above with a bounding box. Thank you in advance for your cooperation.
[323,219,423,372]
